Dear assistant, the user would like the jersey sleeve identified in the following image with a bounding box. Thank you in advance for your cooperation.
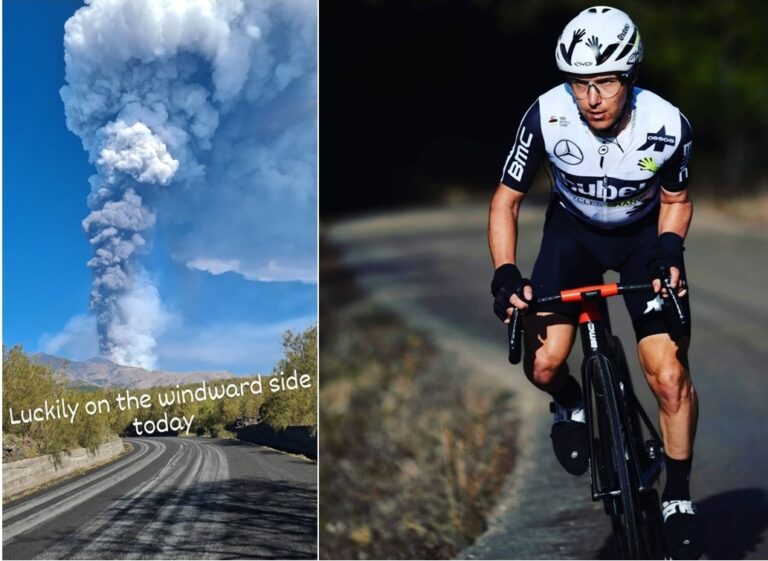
[659,112,693,192]
[500,100,545,193]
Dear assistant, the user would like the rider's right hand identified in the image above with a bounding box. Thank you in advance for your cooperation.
[491,264,534,323]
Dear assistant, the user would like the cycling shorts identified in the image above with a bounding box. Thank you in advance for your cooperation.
[529,202,691,342]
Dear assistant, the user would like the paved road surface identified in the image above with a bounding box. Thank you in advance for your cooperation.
[3,437,316,559]
[328,202,768,560]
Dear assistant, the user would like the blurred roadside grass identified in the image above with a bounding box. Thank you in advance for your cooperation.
[702,193,768,231]
[320,238,518,560]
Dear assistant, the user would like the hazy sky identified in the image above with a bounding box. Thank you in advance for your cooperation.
[3,0,317,375]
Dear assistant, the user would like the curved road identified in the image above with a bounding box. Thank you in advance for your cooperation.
[328,202,768,560]
[3,437,316,559]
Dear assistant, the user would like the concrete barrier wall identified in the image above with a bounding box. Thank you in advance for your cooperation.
[3,438,124,500]
[235,425,317,460]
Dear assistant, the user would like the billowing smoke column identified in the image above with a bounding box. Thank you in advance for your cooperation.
[61,0,315,369]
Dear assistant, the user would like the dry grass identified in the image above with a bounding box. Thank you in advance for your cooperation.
[319,239,517,560]
[673,189,768,236]
[703,193,768,231]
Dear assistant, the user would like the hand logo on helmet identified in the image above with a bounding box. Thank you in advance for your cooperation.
[560,28,586,65]
[586,36,603,62]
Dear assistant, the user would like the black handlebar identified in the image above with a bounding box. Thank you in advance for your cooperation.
[507,307,524,364]
[506,271,688,365]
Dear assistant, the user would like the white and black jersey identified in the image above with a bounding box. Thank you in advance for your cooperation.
[501,84,693,229]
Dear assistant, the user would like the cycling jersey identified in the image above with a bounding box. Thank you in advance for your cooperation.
[501,84,692,228]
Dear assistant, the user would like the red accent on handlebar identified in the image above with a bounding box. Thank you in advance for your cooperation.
[560,283,620,302]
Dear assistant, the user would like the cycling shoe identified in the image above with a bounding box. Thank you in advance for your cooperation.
[550,401,589,476]
[663,499,704,559]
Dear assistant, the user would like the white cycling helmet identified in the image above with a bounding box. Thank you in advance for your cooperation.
[555,6,643,75]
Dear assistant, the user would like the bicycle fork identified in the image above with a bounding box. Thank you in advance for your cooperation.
[577,301,619,503]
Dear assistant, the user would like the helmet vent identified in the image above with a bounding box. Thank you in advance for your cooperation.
[597,43,619,64]
[588,7,597,13]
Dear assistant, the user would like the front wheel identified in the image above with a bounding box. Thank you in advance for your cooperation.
[591,355,645,559]
[611,336,645,453]
[611,337,668,558]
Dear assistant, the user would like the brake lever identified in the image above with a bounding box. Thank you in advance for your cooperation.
[660,266,687,328]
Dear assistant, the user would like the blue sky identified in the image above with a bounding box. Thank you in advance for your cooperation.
[2,0,317,375]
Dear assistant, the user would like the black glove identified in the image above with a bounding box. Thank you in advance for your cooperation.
[646,232,685,282]
[491,264,531,322]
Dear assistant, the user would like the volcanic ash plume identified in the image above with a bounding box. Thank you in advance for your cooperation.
[60,0,315,368]
[80,121,176,368]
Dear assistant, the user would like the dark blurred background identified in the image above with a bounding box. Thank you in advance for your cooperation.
[321,0,768,216]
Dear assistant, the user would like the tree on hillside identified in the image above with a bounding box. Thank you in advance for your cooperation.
[2,345,113,456]
[259,326,318,431]
[3,346,64,446]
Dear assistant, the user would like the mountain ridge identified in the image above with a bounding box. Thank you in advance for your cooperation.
[30,353,236,389]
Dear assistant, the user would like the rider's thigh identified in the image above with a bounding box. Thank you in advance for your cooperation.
[523,312,577,385]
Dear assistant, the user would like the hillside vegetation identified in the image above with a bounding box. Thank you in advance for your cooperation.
[2,326,316,462]
[320,242,517,559]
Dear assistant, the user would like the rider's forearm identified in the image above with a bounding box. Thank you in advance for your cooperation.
[658,188,693,240]
[488,185,524,268]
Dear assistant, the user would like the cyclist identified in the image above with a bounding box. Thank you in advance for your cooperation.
[488,6,701,559]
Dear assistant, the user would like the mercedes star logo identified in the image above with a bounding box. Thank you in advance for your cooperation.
[554,139,584,165]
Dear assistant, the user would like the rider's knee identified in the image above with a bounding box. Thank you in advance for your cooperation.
[526,352,567,388]
[647,363,693,413]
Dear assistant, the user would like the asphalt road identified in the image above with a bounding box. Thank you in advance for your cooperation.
[2,437,317,560]
[327,202,768,560]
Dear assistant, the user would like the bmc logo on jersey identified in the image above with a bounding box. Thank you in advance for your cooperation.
[679,140,693,183]
[639,126,676,152]
[506,126,533,182]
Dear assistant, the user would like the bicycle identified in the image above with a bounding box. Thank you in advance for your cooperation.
[506,272,688,559]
